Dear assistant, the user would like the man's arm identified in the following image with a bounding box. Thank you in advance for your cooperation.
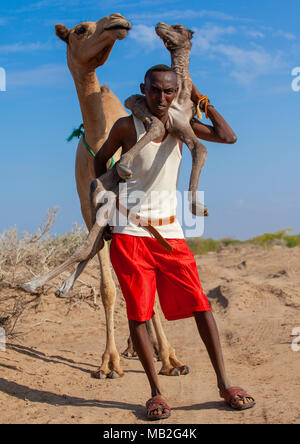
[191,83,237,144]
[94,118,127,177]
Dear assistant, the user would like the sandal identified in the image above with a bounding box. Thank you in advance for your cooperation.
[220,386,256,410]
[146,395,171,420]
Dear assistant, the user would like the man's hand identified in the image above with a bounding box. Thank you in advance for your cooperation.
[191,83,207,105]
[103,224,114,241]
[190,82,237,144]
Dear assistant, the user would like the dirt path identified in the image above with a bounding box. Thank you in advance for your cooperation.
[0,245,299,424]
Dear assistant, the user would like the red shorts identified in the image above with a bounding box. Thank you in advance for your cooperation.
[110,233,211,322]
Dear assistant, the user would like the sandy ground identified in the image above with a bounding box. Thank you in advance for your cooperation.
[0,243,299,424]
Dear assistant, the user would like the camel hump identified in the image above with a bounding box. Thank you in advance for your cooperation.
[100,84,111,94]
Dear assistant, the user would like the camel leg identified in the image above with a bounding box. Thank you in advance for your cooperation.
[122,335,138,359]
[91,242,124,379]
[151,299,190,376]
[172,125,208,216]
[62,162,123,379]
[117,95,165,180]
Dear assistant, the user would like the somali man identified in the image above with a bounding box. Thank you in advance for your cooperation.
[94,65,255,420]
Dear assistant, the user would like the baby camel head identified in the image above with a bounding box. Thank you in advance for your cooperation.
[55,13,131,71]
[155,22,194,51]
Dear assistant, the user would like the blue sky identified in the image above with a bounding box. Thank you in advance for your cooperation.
[0,0,299,240]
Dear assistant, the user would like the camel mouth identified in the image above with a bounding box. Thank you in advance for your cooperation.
[105,23,132,32]
[155,22,169,34]
[155,24,171,42]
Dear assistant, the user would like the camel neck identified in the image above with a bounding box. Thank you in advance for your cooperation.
[171,47,190,79]
[71,70,107,151]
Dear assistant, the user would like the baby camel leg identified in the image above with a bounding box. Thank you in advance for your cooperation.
[19,222,104,293]
[54,169,121,298]
[55,260,89,298]
[19,172,118,294]
[172,125,208,216]
[117,95,165,180]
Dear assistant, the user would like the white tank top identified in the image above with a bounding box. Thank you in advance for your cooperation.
[111,115,184,239]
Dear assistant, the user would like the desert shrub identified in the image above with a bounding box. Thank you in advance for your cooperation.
[0,208,90,337]
[186,229,300,255]
[218,237,241,247]
[186,237,219,255]
[0,208,87,285]
[47,222,87,265]
[248,228,297,248]
[284,235,300,248]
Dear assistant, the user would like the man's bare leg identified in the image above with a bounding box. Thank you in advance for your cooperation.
[194,311,254,408]
[128,320,170,418]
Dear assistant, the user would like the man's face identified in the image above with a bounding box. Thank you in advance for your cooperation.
[140,70,178,120]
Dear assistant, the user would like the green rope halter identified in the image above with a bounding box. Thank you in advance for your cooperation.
[67,124,114,169]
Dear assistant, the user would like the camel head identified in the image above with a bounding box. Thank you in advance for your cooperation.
[155,22,194,51]
[55,13,131,72]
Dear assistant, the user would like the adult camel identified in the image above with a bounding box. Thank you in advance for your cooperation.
[53,13,188,379]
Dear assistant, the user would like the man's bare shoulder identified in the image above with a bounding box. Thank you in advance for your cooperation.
[113,115,135,136]
[112,115,137,151]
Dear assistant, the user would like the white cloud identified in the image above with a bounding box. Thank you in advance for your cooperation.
[128,9,252,23]
[246,30,265,39]
[111,0,179,8]
[128,24,160,49]
[215,43,283,84]
[192,24,236,52]
[8,64,69,87]
[259,25,296,40]
[15,0,81,13]
[43,18,78,27]
[191,25,286,85]
[0,41,52,53]
[273,30,296,40]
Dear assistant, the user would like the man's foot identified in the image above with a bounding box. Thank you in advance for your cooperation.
[219,386,255,410]
[146,395,171,420]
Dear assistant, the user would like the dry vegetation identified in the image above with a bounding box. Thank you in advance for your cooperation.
[0,208,91,338]
[186,228,300,255]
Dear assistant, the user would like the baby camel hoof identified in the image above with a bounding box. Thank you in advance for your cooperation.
[159,367,180,377]
[121,350,138,360]
[179,365,190,375]
[55,289,70,298]
[18,283,37,293]
[190,202,209,217]
[116,163,133,180]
